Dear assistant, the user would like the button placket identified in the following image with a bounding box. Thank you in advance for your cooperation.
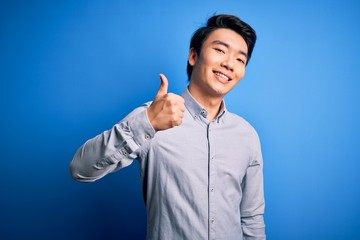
[207,123,217,238]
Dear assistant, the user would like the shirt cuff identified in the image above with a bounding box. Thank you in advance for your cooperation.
[129,109,156,147]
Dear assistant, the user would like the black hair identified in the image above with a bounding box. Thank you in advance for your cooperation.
[187,14,257,80]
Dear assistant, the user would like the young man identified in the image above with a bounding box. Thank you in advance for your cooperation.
[70,14,265,240]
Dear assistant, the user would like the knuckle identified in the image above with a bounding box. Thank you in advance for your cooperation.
[169,115,181,126]
[166,93,175,99]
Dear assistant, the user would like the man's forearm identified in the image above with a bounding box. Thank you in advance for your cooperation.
[69,105,155,182]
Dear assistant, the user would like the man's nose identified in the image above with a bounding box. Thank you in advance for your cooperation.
[221,56,234,71]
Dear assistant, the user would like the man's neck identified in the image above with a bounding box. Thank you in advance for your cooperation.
[188,86,223,122]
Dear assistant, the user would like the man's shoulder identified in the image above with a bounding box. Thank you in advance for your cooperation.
[226,111,252,126]
[225,111,258,135]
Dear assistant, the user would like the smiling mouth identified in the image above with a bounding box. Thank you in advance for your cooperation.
[214,71,231,81]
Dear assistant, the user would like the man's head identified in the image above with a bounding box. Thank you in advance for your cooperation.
[187,14,257,81]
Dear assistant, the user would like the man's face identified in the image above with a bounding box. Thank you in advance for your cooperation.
[188,28,248,99]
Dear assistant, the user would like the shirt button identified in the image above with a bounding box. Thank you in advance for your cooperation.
[210,188,214,192]
[120,148,129,156]
[201,110,207,117]
[145,134,150,140]
[211,217,215,224]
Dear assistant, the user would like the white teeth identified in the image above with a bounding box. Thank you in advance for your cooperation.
[215,72,229,81]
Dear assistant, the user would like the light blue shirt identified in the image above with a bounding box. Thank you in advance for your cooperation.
[70,89,266,240]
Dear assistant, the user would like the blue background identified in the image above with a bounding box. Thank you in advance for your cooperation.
[1,0,359,239]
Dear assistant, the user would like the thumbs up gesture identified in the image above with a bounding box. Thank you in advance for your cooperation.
[147,74,185,131]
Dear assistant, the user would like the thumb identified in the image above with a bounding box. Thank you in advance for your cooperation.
[155,73,168,97]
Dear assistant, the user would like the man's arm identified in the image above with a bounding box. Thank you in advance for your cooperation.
[240,133,266,240]
[69,106,155,182]
[69,74,185,182]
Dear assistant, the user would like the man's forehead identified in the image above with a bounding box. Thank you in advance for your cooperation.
[206,28,248,54]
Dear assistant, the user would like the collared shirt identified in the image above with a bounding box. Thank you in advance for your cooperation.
[70,89,266,240]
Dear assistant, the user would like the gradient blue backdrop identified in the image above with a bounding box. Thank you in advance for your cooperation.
[1,0,359,239]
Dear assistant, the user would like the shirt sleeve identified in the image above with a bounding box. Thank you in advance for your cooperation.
[240,131,266,240]
[69,103,155,182]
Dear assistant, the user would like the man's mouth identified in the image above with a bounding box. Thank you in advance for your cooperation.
[214,71,231,82]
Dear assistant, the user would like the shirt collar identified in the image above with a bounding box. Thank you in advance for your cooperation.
[182,88,227,123]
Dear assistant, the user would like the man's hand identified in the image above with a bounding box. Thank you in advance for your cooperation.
[147,74,185,131]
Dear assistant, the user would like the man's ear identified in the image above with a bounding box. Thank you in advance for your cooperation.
[188,48,197,66]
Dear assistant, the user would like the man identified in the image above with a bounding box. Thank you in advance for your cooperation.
[70,14,265,240]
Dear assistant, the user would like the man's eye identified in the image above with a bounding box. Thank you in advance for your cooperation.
[214,48,225,53]
[237,58,245,64]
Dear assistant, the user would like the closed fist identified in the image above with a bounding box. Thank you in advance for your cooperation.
[147,74,185,131]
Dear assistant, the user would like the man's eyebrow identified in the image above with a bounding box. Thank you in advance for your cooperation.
[211,40,248,58]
